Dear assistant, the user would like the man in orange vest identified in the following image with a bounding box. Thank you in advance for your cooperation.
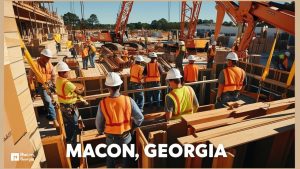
[82,43,89,69]
[28,49,58,126]
[143,52,165,108]
[207,41,216,68]
[184,55,199,98]
[87,39,97,68]
[95,72,144,168]
[165,68,199,120]
[215,52,247,109]
[56,61,84,167]
[129,55,145,112]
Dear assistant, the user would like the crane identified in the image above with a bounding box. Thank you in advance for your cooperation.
[214,1,295,58]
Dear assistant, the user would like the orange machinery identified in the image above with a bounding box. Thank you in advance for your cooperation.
[179,1,210,50]
[214,1,295,58]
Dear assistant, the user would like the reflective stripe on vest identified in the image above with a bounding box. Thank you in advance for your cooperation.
[130,64,143,83]
[223,67,245,92]
[100,95,132,135]
[36,60,53,83]
[184,64,199,82]
[168,86,194,119]
[57,80,76,100]
[145,62,160,82]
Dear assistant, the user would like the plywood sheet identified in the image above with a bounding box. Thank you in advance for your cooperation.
[10,60,26,79]
[4,1,15,17]
[4,32,21,47]
[18,89,33,112]
[14,74,28,95]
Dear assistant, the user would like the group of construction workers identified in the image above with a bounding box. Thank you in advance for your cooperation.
[81,38,97,69]
[29,38,247,167]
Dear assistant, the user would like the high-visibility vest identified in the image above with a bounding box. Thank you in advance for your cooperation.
[90,45,97,53]
[56,77,78,104]
[54,34,61,43]
[100,95,132,135]
[82,47,89,58]
[208,48,216,58]
[145,62,160,82]
[223,66,245,93]
[35,60,53,83]
[167,86,194,120]
[184,64,199,82]
[176,46,186,57]
[122,50,129,62]
[130,64,144,83]
[283,57,288,69]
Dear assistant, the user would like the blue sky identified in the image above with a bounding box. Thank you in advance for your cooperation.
[53,1,232,24]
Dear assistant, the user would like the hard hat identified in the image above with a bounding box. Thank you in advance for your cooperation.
[149,52,158,58]
[105,72,123,87]
[135,55,144,62]
[226,52,239,61]
[212,41,217,46]
[188,55,196,61]
[285,51,291,57]
[56,61,71,72]
[166,68,182,80]
[41,49,53,58]
[179,41,185,46]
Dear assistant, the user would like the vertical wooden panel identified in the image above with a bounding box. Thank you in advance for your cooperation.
[212,149,236,168]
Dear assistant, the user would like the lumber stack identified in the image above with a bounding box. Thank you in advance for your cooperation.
[103,57,119,71]
[158,57,172,71]
[80,67,103,78]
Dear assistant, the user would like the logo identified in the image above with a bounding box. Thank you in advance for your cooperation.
[11,153,20,161]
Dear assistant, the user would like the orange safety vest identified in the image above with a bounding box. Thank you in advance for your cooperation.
[184,64,199,82]
[167,86,194,119]
[100,95,132,135]
[208,48,216,58]
[145,62,160,82]
[130,64,144,83]
[283,57,288,69]
[82,47,89,58]
[223,66,245,93]
[36,60,53,83]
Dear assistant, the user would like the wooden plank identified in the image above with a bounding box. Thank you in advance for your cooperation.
[178,108,295,145]
[14,74,28,95]
[10,60,26,79]
[4,32,21,47]
[22,103,38,134]
[18,89,33,112]
[191,118,234,133]
[3,17,18,33]
[4,1,15,17]
[212,149,236,168]
[148,130,167,167]
[136,128,151,168]
[42,135,72,168]
[209,118,295,149]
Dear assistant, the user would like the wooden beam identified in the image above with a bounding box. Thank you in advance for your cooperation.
[212,148,236,168]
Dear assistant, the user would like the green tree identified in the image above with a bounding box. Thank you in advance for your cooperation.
[63,12,80,28]
[87,14,100,27]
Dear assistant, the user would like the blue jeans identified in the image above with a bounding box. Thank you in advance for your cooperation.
[37,85,56,120]
[106,133,132,168]
[60,104,79,147]
[215,92,239,109]
[146,81,161,107]
[129,82,144,112]
[82,57,89,69]
[89,53,95,67]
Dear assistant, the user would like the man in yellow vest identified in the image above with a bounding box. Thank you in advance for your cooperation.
[143,52,164,108]
[82,43,89,70]
[207,41,216,68]
[95,72,144,168]
[28,49,58,126]
[184,55,199,98]
[54,33,62,53]
[56,61,84,167]
[215,52,246,109]
[87,39,97,68]
[165,68,199,120]
[175,41,187,75]
[129,55,145,112]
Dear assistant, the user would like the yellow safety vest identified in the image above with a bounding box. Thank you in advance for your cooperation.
[167,86,194,120]
[54,34,61,43]
[56,77,77,104]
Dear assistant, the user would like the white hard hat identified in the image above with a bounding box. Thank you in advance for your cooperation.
[149,52,158,58]
[285,51,291,57]
[226,52,239,61]
[41,49,53,58]
[56,61,71,72]
[179,41,185,46]
[105,72,123,87]
[135,55,144,62]
[166,68,182,80]
[212,41,217,46]
[188,55,196,61]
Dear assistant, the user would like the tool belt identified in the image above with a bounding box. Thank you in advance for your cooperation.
[60,103,77,116]
[105,131,130,139]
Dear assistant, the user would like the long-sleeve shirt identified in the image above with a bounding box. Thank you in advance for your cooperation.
[95,93,144,134]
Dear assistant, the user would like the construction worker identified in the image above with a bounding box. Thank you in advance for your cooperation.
[69,45,77,59]
[87,39,96,68]
[165,68,199,120]
[56,61,84,167]
[28,49,58,126]
[175,41,187,75]
[143,52,164,108]
[129,55,145,112]
[54,32,62,53]
[184,55,199,96]
[122,48,129,62]
[207,41,217,68]
[215,52,246,109]
[82,43,89,70]
[95,72,144,168]
[278,51,290,71]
